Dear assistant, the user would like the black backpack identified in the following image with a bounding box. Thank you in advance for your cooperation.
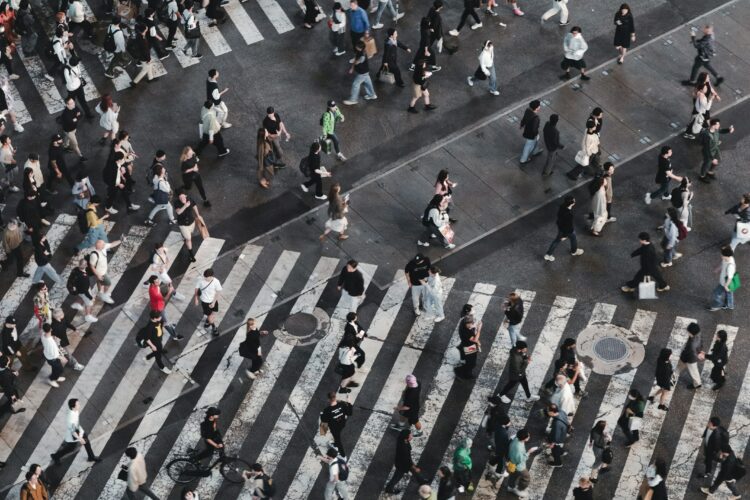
[421,206,432,227]
[299,156,311,177]
[262,474,277,496]
[670,187,683,209]
[734,457,746,480]
[103,26,119,53]
[77,208,92,234]
[336,458,349,481]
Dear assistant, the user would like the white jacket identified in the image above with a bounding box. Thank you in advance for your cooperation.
[550,382,576,415]
[563,33,588,60]
[428,208,449,229]
[719,258,736,287]
[127,453,149,492]
[478,48,494,75]
[581,131,600,157]
[97,106,119,132]
[331,10,346,33]
[67,1,85,23]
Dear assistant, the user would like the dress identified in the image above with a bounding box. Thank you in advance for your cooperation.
[325,196,348,233]
[613,11,635,48]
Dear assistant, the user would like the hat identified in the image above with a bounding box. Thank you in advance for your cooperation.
[4,315,15,324]
[206,407,221,417]
[327,100,336,108]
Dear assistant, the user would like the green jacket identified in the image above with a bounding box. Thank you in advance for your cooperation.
[508,437,528,471]
[321,108,344,136]
[701,127,730,161]
[453,441,473,471]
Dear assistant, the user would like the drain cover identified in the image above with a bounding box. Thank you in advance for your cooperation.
[283,313,318,337]
[577,322,645,376]
[594,337,628,362]
[273,308,330,347]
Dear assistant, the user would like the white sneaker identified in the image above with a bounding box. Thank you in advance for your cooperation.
[458,486,466,493]
[674,252,683,260]
[337,153,347,161]
[221,122,233,129]
[173,291,185,301]
[661,194,671,201]
[246,369,257,380]
[527,395,540,402]
[343,100,358,106]
[71,302,84,311]
[417,240,430,247]
[500,395,511,404]
[48,380,60,388]
[644,193,651,205]
[56,377,66,382]
[490,90,500,96]
[471,22,483,30]
[445,243,456,249]
[372,23,384,29]
[315,195,328,200]
[435,316,445,323]
[518,335,527,341]
[300,184,309,193]
[363,94,378,100]
[544,254,555,262]
[467,76,474,87]
[571,249,584,256]
[128,204,140,211]
[414,308,421,316]
[14,123,24,133]
[660,262,672,268]
[106,207,119,215]
[161,366,172,374]
[98,293,115,304]
[449,29,459,36]
[84,315,98,323]
[74,364,85,371]
[395,12,405,20]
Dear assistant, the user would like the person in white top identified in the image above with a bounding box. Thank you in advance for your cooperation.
[96,94,120,145]
[0,77,24,133]
[41,323,66,387]
[560,26,590,81]
[104,17,132,79]
[50,398,100,464]
[88,238,121,304]
[124,447,160,499]
[64,56,93,117]
[151,241,184,300]
[194,268,222,336]
[549,373,576,416]
[67,0,94,39]
[329,2,347,56]
[321,447,350,500]
[466,40,499,96]
[709,245,737,311]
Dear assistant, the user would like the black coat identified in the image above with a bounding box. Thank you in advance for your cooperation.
[555,204,574,235]
[631,243,659,275]
[520,109,540,139]
[382,40,408,69]
[702,425,729,458]
[394,438,414,471]
[655,359,673,389]
[427,8,443,44]
[337,267,365,297]
[543,121,562,151]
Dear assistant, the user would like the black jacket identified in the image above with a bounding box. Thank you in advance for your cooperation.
[655,359,673,388]
[680,333,702,363]
[337,266,365,297]
[505,300,524,325]
[712,451,742,487]
[543,121,562,151]
[16,197,43,230]
[631,243,659,275]
[382,39,408,69]
[426,8,443,44]
[703,425,729,458]
[520,109,540,139]
[707,340,728,369]
[555,204,574,234]
[342,321,365,347]
[394,438,414,471]
[0,367,20,399]
[494,425,511,461]
[1,326,20,356]
[32,237,52,267]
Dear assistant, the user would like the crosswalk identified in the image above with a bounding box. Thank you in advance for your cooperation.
[0,233,749,500]
[10,0,297,124]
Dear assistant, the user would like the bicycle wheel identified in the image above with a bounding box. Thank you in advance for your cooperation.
[220,457,252,484]
[167,458,202,484]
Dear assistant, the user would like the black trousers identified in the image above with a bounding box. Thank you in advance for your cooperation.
[146,347,165,369]
[1,245,24,275]
[148,34,168,58]
[455,352,477,378]
[195,442,225,462]
[52,433,96,461]
[68,86,92,117]
[617,415,639,444]
[183,174,207,201]
[689,56,720,81]
[48,165,74,189]
[198,133,228,156]
[330,425,346,457]
[626,269,667,289]
[106,185,133,209]
[247,354,263,373]
[412,46,436,67]
[500,376,531,398]
[166,19,179,45]
[303,174,323,196]
[456,7,480,31]
[350,31,365,51]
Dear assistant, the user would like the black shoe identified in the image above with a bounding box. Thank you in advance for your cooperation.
[88,456,102,463]
[407,106,418,114]
[647,396,654,403]
[18,272,30,278]
[0,461,5,468]
[273,161,285,168]
[698,175,711,183]
[12,407,26,414]
[424,104,437,111]
[211,326,219,337]
[347,381,360,387]
[51,454,61,465]
[687,384,702,390]
[580,74,590,81]
[396,82,405,88]
[658,404,669,411]
[449,218,458,223]
[715,76,724,86]
[712,383,724,391]
[203,200,212,207]
[79,156,88,162]
[172,334,184,341]
[190,256,197,262]
[385,488,401,494]
[338,386,351,394]
[559,73,571,80]
[590,477,598,483]
[681,80,696,86]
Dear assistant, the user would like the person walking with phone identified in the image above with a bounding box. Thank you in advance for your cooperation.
[682,24,723,86]
[498,341,540,404]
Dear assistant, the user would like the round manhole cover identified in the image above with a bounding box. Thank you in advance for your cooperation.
[273,308,330,347]
[283,312,318,337]
[594,337,628,362]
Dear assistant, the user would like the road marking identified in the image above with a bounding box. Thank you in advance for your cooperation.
[0,69,32,123]
[159,23,201,68]
[196,11,232,56]
[225,0,264,45]
[257,0,294,34]
[80,0,132,90]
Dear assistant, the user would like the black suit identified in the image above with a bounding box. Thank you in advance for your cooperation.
[0,367,21,416]
[342,321,366,368]
[626,243,667,289]
[380,40,408,86]
[702,426,729,474]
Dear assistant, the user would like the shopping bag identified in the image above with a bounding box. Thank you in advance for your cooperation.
[735,221,750,243]
[439,224,455,244]
[728,273,741,292]
[197,217,210,239]
[690,113,704,135]
[638,276,657,300]
[574,150,589,166]
[363,35,377,58]
[628,416,643,431]
[379,69,396,84]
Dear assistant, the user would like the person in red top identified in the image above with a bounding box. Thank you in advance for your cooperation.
[147,275,183,340]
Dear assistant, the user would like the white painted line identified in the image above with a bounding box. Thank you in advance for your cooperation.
[285,272,408,499]
[430,290,536,494]
[225,0,264,45]
[52,243,259,499]
[159,23,201,68]
[196,11,232,56]
[257,0,294,34]
[0,69,32,123]
[665,325,738,499]
[564,309,657,500]
[147,256,340,498]
[149,50,170,78]
[80,0,131,90]
[16,51,66,114]
[13,235,218,484]
[615,317,696,499]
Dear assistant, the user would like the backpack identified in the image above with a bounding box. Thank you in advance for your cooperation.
[261,474,277,496]
[299,156,311,177]
[103,26,119,53]
[135,325,149,348]
[670,187,684,209]
[77,208,92,234]
[336,458,349,481]
[677,221,688,241]
[421,206,432,227]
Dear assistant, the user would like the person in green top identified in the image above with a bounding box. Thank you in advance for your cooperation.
[508,428,536,497]
[321,100,347,161]
[698,117,734,182]
[453,437,474,493]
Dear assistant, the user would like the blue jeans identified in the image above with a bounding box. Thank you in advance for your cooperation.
[520,137,540,163]
[32,263,61,284]
[650,180,670,199]
[488,65,498,92]
[77,224,109,251]
[711,284,734,309]
[661,238,676,264]
[349,73,375,102]
[374,0,397,24]
[546,230,577,256]
[507,322,520,348]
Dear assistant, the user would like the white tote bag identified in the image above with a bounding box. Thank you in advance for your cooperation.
[735,221,750,243]
[629,416,643,431]
[690,112,705,135]
[574,150,590,166]
[638,276,657,300]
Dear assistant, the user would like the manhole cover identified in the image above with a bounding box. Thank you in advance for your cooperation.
[594,337,628,362]
[273,308,330,347]
[283,313,318,337]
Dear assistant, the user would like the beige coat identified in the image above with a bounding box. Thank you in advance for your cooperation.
[127,453,149,492]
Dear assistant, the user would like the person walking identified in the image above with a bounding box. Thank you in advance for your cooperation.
[194,268,222,336]
[347,0,369,50]
[709,246,737,311]
[321,448,350,500]
[75,196,110,254]
[147,275,181,341]
[418,194,454,249]
[88,238,120,305]
[300,141,331,199]
[671,176,692,230]
[20,468,48,500]
[700,446,743,499]
[560,27,589,80]
[123,447,160,500]
[195,407,224,462]
[589,176,608,236]
[63,56,93,118]
[453,438,474,493]
[0,354,25,416]
[726,194,750,250]
[51,398,101,464]
[50,308,85,369]
[541,114,564,176]
[675,321,704,389]
[239,317,267,380]
[198,101,230,158]
[541,0,569,26]
[336,341,358,394]
[682,24,724,86]
[67,259,97,323]
[179,146,210,206]
[1,220,27,277]
[503,292,525,347]
[379,29,409,88]
[103,151,139,215]
[320,183,349,241]
[645,146,682,204]
[706,330,729,390]
[544,195,585,262]
[144,165,175,226]
[255,128,276,189]
[60,97,85,161]
[455,314,481,380]
[573,477,593,499]
[697,416,729,479]
[448,0,482,36]
[617,389,645,447]
[410,4,441,72]
[140,310,172,374]
[96,94,119,146]
[47,134,74,192]
[405,254,430,316]
[423,266,445,322]
[343,41,377,105]
[466,40,499,96]
[647,348,674,411]
[698,118,734,182]
[0,133,17,193]
[372,0,403,30]
[262,106,290,166]
[174,190,206,264]
[498,341,540,404]
[129,24,159,87]
[329,3,347,56]
[518,100,542,165]
[384,429,422,494]
[31,232,61,284]
[181,1,202,59]
[567,119,600,180]
[1,316,32,371]
[104,16,132,79]
[391,374,423,436]
[337,260,365,312]
[320,100,347,160]
[644,459,669,500]
[507,429,537,497]
[660,208,684,268]
[613,4,635,64]
[588,420,611,481]
[620,232,669,293]
[545,403,568,467]
[320,391,353,458]
[683,74,718,140]
[407,60,436,113]
[206,69,231,128]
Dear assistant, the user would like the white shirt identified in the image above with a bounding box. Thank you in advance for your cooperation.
[64,408,84,442]
[41,334,60,360]
[167,0,179,21]
[195,277,222,303]
[67,1,85,23]
[24,159,44,187]
[64,65,83,92]
[720,258,736,287]
[329,461,340,481]
[478,47,494,74]
[563,33,588,60]
[89,245,112,276]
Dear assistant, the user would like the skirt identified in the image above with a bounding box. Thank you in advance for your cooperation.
[325,216,348,233]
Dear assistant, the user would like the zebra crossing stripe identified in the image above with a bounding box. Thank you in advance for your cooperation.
[615,316,695,499]
[51,242,258,499]
[16,50,66,114]
[148,256,341,498]
[346,278,457,497]
[80,0,132,90]
[429,290,536,494]
[257,0,294,34]
[225,0,264,45]
[196,11,233,56]
[284,272,408,499]
[564,309,657,500]
[665,325,738,499]
[0,69,32,124]
[159,23,201,68]
[384,282,497,497]
[722,353,750,498]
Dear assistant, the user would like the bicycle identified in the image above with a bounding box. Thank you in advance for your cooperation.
[166,448,252,484]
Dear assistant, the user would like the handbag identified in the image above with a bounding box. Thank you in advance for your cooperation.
[117,465,129,482]
[238,340,252,358]
[196,217,210,239]
[690,112,705,135]
[735,221,750,242]
[602,447,614,465]
[638,276,657,300]
[473,66,487,81]
[728,273,741,292]
[439,224,455,244]
[574,150,590,166]
[462,344,478,356]
[379,69,396,85]
[628,416,643,431]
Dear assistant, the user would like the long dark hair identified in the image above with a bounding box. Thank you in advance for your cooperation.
[428,193,444,209]
[436,169,449,185]
[657,348,672,364]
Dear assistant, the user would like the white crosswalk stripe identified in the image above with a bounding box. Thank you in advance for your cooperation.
[257,0,295,33]
[196,11,233,56]
[225,0,264,45]
[16,50,66,115]
[0,69,32,124]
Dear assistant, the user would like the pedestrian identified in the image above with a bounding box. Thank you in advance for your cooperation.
[129,24,159,87]
[329,3,347,56]
[123,447,160,500]
[75,196,110,254]
[205,0,228,26]
[507,429,537,498]
[262,106,289,166]
[617,388,645,447]
[320,100,347,160]
[336,342,358,394]
[51,398,101,464]
[0,133,17,192]
[0,81,20,136]
[645,146,682,204]
[50,308,84,369]
[31,232,61,284]
[726,194,750,250]
[620,232,669,293]
[1,315,32,371]
[407,59,436,113]
[643,459,668,500]
[299,141,330,199]
[549,373,576,417]
[391,374,423,436]
[180,1,202,59]
[15,0,37,58]
[174,190,206,263]
[179,146,210,207]
[379,28,409,88]
[303,0,322,28]
[573,477,593,499]
[255,128,276,190]
[147,275,181,340]
[320,183,350,241]
[198,101,230,158]
[86,239,120,305]
[498,341,540,403]
[448,0,482,36]
[423,265,445,322]
[140,310,172,374]
[63,56,93,117]
[104,16,132,79]
[47,133,74,192]
[706,330,729,390]
[700,446,743,499]
[321,448,350,500]
[320,391,353,458]
[613,4,635,64]
[372,0,403,29]
[194,268,222,336]
[545,403,568,467]
[567,119,600,180]
[698,118,734,182]
[541,0,569,26]
[96,94,119,145]
[149,242,182,301]
[33,281,52,329]
[20,468,48,500]
[242,463,275,499]
[103,151,139,215]
[466,40,499,96]
[144,164,175,226]
[647,348,673,411]
[560,27,589,81]
[409,8,438,72]
[541,114,564,176]
[683,74,718,140]
[60,97,85,161]
[502,292,525,348]
[455,314,481,380]
[697,416,729,479]
[384,429,422,494]
[195,407,224,462]
[519,100,542,165]
[67,0,94,39]
[484,402,510,480]
[45,25,70,83]
[588,420,611,481]
[670,177,692,231]
[16,192,47,237]
[66,259,96,322]
[240,318,267,379]
[0,354,25,416]
[347,0,369,50]
[418,194,455,249]
[0,220,27,277]
[682,24,723,87]
[589,176,608,236]
[337,259,365,312]
[544,195,585,262]
[660,208,684,268]
[206,69,231,128]
[675,321,704,389]
[404,253,430,316]
[343,41,377,106]
[437,466,456,498]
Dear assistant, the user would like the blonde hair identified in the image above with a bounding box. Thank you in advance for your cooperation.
[180,146,194,163]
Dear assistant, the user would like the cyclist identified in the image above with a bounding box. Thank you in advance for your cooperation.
[196,407,224,463]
